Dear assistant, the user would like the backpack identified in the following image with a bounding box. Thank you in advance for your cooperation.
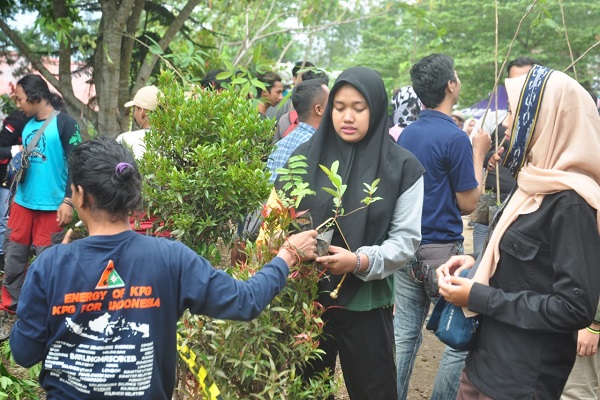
[282,110,299,138]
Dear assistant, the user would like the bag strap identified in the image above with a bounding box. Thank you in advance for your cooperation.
[25,110,59,153]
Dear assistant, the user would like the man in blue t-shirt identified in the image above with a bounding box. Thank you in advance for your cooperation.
[0,75,81,341]
[394,54,490,400]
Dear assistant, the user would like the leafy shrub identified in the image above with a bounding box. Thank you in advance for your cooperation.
[140,70,275,263]
[137,72,334,398]
[176,191,337,399]
[174,155,381,398]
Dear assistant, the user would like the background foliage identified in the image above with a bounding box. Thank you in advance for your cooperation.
[1,0,598,124]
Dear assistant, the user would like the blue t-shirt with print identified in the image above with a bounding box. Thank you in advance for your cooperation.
[10,230,290,399]
[16,112,81,210]
[398,109,478,244]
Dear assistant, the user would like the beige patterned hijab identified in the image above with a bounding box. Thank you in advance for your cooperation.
[473,68,600,286]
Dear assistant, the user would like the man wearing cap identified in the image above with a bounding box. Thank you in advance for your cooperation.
[116,85,160,159]
[116,85,167,237]
[451,110,465,129]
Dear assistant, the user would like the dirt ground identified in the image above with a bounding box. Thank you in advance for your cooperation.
[334,325,446,400]
[335,218,473,399]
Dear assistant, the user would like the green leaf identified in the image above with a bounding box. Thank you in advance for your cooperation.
[321,187,339,198]
[330,160,339,175]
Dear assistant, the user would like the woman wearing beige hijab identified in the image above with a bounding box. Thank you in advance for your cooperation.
[436,65,600,400]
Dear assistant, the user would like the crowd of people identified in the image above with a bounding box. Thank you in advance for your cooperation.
[0,53,599,400]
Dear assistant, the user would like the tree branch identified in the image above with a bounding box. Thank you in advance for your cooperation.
[116,0,138,27]
[478,0,540,129]
[563,40,600,72]
[558,0,577,79]
[276,37,295,65]
[0,18,83,114]
[230,9,387,66]
[133,0,201,92]
[231,11,386,46]
[118,0,145,128]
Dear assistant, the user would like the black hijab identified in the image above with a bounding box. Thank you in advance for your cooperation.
[280,67,424,305]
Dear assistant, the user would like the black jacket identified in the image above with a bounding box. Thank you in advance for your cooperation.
[0,111,28,182]
[466,190,600,400]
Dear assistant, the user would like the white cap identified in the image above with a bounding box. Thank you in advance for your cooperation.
[124,85,160,110]
[451,110,465,121]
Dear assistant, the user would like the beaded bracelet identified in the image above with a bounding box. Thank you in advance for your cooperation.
[359,263,373,276]
[282,245,301,266]
[355,252,373,276]
[586,326,600,335]
[353,252,362,274]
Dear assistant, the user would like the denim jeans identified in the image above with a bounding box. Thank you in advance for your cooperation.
[0,187,10,256]
[394,243,467,400]
[472,223,489,258]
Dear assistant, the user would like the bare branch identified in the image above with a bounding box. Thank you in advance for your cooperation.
[563,40,600,72]
[231,11,387,46]
[479,0,540,129]
[276,38,296,64]
[133,0,202,92]
[0,18,83,113]
[494,0,501,205]
[230,9,387,66]
[558,0,576,79]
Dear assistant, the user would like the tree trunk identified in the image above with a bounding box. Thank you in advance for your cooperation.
[117,0,146,132]
[95,0,137,137]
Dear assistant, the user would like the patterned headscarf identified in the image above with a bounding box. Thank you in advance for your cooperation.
[501,65,553,178]
[470,65,600,292]
[391,86,422,128]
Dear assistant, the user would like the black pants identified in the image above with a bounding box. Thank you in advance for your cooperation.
[303,306,397,399]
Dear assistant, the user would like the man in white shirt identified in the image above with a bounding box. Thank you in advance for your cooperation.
[116,85,160,159]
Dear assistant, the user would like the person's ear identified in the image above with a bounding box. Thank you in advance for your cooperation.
[315,104,324,116]
[447,79,458,94]
[72,184,85,209]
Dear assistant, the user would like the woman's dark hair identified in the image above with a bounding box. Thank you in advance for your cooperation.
[410,54,456,109]
[300,68,330,86]
[292,61,315,77]
[201,69,231,90]
[16,74,65,110]
[69,137,142,219]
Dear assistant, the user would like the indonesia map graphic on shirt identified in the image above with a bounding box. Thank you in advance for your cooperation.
[95,260,125,289]
[45,259,157,397]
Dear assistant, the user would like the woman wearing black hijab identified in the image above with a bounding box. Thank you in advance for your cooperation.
[281,67,425,399]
